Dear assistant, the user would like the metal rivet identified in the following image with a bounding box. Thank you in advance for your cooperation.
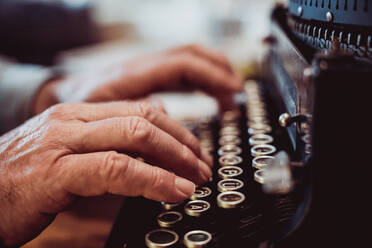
[326,11,333,22]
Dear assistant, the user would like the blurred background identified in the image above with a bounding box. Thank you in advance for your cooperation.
[0,0,284,247]
[0,0,283,70]
[1,0,284,118]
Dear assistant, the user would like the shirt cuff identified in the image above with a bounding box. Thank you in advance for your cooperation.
[0,59,54,134]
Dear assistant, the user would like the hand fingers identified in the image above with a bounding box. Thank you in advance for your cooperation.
[169,44,235,74]
[68,116,212,184]
[57,152,195,203]
[175,53,242,95]
[61,101,212,165]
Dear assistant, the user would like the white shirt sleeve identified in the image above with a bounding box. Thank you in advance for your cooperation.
[0,57,54,134]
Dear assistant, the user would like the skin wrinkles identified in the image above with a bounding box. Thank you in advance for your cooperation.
[0,45,241,247]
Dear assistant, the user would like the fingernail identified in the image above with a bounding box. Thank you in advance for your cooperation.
[198,160,213,181]
[175,177,195,197]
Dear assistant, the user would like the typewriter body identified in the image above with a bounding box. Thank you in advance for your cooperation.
[106,1,372,247]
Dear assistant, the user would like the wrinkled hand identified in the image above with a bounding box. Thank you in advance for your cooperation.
[0,101,212,247]
[34,44,242,114]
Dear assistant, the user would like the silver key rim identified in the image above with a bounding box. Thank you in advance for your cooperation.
[183,230,212,248]
[145,229,179,248]
[249,134,274,146]
[247,123,272,135]
[251,144,277,157]
[218,166,243,179]
[217,145,242,156]
[252,155,275,169]
[218,135,241,146]
[219,154,243,167]
[184,200,211,217]
[190,187,212,200]
[254,169,265,184]
[157,211,183,228]
[217,191,245,209]
[217,179,244,192]
[219,126,240,136]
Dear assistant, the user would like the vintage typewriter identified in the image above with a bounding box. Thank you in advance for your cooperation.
[105,1,372,247]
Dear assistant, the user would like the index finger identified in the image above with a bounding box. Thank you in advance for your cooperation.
[67,116,212,185]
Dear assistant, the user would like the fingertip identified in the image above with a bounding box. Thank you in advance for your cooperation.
[198,160,213,182]
[175,177,195,198]
[231,75,244,91]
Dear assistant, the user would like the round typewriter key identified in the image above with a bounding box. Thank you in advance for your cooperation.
[199,131,213,140]
[218,135,241,146]
[217,179,244,192]
[218,166,243,179]
[184,230,212,248]
[191,187,212,200]
[219,126,240,136]
[217,191,245,209]
[247,108,266,117]
[248,123,272,135]
[221,110,240,122]
[247,104,266,113]
[247,115,269,125]
[252,155,274,169]
[217,145,242,156]
[157,211,183,228]
[221,121,239,129]
[254,169,265,184]
[161,201,183,210]
[184,200,211,217]
[219,154,243,167]
[145,229,179,248]
[251,144,277,157]
[249,134,274,146]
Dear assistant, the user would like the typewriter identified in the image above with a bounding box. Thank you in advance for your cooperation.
[105,1,372,247]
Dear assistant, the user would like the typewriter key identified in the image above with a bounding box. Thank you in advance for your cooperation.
[247,105,266,114]
[217,191,245,209]
[199,131,213,140]
[219,126,240,136]
[247,123,272,135]
[218,166,243,179]
[191,187,212,200]
[254,169,265,184]
[161,201,183,210]
[145,229,179,248]
[217,179,244,192]
[217,145,242,156]
[157,211,183,228]
[221,110,240,123]
[249,134,274,146]
[247,115,269,125]
[185,200,211,217]
[219,154,243,167]
[252,155,274,169]
[183,230,212,248]
[218,135,241,146]
[251,144,277,157]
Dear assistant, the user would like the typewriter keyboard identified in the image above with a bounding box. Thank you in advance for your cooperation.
[105,80,299,248]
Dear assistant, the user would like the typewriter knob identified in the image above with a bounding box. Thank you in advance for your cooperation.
[278,113,309,127]
[262,151,294,194]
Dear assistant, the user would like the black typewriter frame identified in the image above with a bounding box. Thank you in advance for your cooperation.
[264,5,372,247]
[105,5,371,248]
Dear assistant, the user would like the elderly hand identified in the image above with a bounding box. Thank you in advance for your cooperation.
[34,44,242,114]
[0,101,212,247]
